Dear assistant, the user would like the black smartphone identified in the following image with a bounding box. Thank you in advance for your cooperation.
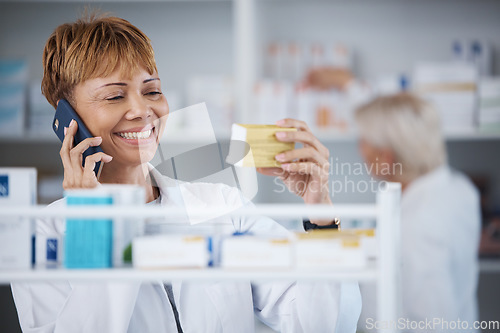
[52,99,104,179]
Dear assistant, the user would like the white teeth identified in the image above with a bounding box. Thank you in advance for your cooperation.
[118,129,152,140]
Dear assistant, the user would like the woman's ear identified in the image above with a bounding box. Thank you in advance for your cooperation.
[377,148,400,181]
[380,148,395,166]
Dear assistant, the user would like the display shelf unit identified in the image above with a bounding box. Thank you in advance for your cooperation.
[2,129,499,145]
[313,130,500,143]
[0,203,378,220]
[1,0,499,143]
[480,259,500,274]
[0,184,402,333]
[0,265,379,284]
[0,133,233,144]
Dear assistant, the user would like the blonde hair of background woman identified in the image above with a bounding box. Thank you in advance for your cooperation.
[355,92,447,184]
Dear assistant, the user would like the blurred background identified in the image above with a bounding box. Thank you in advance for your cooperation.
[0,0,499,332]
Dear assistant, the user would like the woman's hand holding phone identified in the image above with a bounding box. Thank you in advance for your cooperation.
[60,119,113,190]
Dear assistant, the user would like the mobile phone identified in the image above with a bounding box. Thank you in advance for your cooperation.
[53,99,104,179]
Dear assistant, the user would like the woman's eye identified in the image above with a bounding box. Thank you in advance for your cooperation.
[106,96,124,101]
[146,91,162,96]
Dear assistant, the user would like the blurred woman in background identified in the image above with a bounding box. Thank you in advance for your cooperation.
[305,63,481,330]
[355,93,481,332]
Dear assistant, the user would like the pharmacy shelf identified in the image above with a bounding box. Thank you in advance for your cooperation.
[0,0,231,2]
[443,131,500,141]
[314,130,500,142]
[0,203,377,220]
[0,134,58,143]
[0,133,232,144]
[1,129,500,145]
[0,161,402,333]
[0,264,378,284]
[480,259,500,274]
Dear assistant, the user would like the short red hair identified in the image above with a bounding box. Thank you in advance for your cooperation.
[41,14,157,108]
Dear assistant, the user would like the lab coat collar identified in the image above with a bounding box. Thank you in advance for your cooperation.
[147,163,184,208]
[147,163,247,225]
[402,164,450,201]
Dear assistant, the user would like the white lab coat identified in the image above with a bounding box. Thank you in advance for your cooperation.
[358,166,480,332]
[12,167,361,333]
[400,166,480,331]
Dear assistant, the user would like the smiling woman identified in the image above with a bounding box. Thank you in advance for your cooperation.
[40,14,168,198]
[70,71,167,176]
[10,12,362,333]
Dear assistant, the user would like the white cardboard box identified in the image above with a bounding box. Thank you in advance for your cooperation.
[133,234,209,269]
[295,230,366,269]
[221,235,293,269]
[0,167,37,269]
[413,62,478,132]
[479,78,500,131]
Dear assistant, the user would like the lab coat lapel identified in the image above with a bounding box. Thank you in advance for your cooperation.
[149,165,255,332]
[204,282,255,333]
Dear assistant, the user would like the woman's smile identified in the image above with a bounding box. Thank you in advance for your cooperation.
[114,124,158,146]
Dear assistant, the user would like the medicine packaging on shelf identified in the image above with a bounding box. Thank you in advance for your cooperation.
[0,167,36,269]
[64,189,114,269]
[478,78,500,132]
[221,234,293,269]
[295,230,366,269]
[185,76,234,135]
[28,80,54,136]
[0,59,28,137]
[413,62,478,132]
[36,234,63,268]
[258,41,362,132]
[350,229,377,260]
[451,40,492,77]
[63,184,145,269]
[133,235,209,269]
[253,81,292,124]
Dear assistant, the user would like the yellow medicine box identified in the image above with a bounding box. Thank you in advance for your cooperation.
[227,124,297,168]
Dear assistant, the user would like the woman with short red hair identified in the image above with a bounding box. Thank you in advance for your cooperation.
[11,14,361,333]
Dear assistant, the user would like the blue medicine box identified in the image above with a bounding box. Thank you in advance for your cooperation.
[64,194,113,269]
[46,239,58,261]
[0,175,8,197]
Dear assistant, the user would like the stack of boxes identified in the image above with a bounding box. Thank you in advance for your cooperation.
[0,60,27,138]
[255,41,369,132]
[133,229,375,270]
[63,185,145,269]
[478,78,500,132]
[0,167,37,269]
[413,62,478,133]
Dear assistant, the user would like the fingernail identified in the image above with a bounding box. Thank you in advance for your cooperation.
[64,127,67,135]
[95,136,102,140]
[281,163,290,170]
[69,119,75,127]
[275,153,285,161]
[276,119,285,126]
[276,132,286,139]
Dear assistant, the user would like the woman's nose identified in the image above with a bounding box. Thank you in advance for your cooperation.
[125,95,152,120]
